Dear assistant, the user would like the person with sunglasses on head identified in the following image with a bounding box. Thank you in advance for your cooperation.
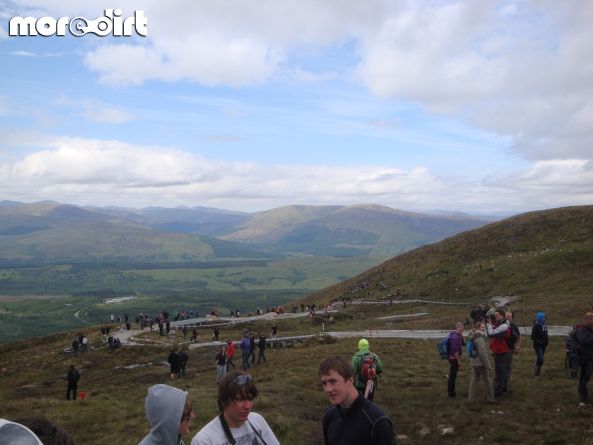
[191,371,279,445]
[139,384,195,445]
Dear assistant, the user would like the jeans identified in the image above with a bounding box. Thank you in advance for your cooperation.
[493,352,511,397]
[241,351,250,370]
[534,345,546,376]
[578,359,593,402]
[448,359,459,397]
[66,382,77,400]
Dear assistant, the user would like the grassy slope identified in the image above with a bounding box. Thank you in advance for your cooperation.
[0,312,592,445]
[303,206,593,325]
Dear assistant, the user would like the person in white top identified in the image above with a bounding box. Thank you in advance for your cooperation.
[191,371,279,445]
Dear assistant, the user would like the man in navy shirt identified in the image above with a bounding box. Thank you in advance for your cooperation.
[319,355,395,445]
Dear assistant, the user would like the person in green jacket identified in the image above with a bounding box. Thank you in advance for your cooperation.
[351,338,383,401]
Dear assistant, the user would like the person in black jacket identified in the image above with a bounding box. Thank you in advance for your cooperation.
[531,311,549,379]
[319,355,395,445]
[65,364,80,400]
[168,348,182,379]
[257,334,266,363]
[576,311,593,404]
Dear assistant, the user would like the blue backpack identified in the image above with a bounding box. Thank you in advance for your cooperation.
[466,338,478,358]
[437,336,450,359]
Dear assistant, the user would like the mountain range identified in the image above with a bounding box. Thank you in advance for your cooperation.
[0,201,491,263]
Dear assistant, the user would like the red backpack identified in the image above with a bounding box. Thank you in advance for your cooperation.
[360,353,377,382]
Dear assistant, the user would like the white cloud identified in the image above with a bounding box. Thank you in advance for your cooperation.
[1,137,591,213]
[5,0,593,168]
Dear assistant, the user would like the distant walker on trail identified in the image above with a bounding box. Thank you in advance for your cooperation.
[351,338,383,401]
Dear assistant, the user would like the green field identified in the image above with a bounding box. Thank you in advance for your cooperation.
[0,256,386,342]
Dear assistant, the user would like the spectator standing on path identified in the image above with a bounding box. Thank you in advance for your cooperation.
[505,311,521,393]
[139,384,194,445]
[271,324,278,339]
[226,339,236,371]
[468,322,494,402]
[178,347,189,378]
[257,334,267,364]
[191,371,279,445]
[168,348,182,380]
[249,333,256,364]
[81,335,88,352]
[486,309,511,398]
[240,332,251,370]
[446,323,465,398]
[71,339,79,356]
[576,311,593,405]
[215,346,227,383]
[351,338,383,401]
[65,364,80,401]
[319,355,396,445]
[531,311,549,379]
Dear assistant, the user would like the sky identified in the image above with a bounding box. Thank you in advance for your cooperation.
[0,0,592,215]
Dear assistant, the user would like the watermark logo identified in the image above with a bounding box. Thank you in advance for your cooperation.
[9,9,148,37]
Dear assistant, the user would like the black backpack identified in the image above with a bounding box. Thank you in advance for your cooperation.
[507,323,520,349]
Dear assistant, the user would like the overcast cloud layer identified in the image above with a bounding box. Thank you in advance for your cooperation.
[1,1,592,214]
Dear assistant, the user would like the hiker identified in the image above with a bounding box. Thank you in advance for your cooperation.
[212,327,220,341]
[319,355,395,445]
[531,311,549,379]
[240,331,251,370]
[65,364,80,401]
[191,371,279,445]
[505,311,521,392]
[81,335,88,352]
[446,322,465,398]
[271,324,278,339]
[249,333,256,364]
[351,338,383,401]
[168,348,182,379]
[215,346,227,383]
[226,339,236,371]
[178,347,189,378]
[71,339,79,356]
[257,334,267,364]
[139,384,194,445]
[486,309,511,398]
[575,311,593,405]
[13,417,78,445]
[191,328,198,343]
[566,328,579,378]
[468,322,494,402]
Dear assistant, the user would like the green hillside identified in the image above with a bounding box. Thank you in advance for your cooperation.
[305,205,593,324]
[221,204,489,256]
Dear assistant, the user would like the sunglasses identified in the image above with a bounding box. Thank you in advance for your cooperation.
[232,374,253,386]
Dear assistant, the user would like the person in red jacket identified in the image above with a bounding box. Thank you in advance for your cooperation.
[486,309,511,398]
[226,339,236,371]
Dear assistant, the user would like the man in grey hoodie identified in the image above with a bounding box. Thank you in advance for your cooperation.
[139,384,194,445]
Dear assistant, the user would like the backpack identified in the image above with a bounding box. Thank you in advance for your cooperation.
[570,325,583,354]
[437,336,450,359]
[360,353,377,382]
[507,323,520,350]
[466,338,478,359]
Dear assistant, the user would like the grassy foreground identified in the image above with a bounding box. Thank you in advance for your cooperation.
[1,310,592,445]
